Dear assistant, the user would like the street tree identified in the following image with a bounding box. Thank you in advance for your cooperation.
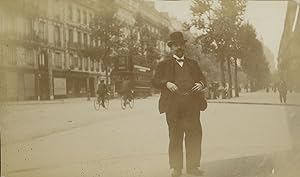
[184,33,220,84]
[235,23,257,93]
[188,0,246,98]
[88,0,123,84]
[135,13,161,69]
[237,24,271,91]
[218,0,246,98]
[120,12,166,72]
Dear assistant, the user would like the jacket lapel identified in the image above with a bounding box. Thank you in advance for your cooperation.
[183,58,197,82]
[164,58,176,82]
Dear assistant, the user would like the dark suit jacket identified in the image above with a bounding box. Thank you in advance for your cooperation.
[151,57,207,113]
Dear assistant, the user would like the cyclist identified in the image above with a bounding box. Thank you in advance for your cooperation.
[120,77,133,107]
[97,80,107,107]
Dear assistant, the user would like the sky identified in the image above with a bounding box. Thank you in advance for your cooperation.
[152,0,288,64]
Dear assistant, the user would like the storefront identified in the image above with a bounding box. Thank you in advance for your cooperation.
[66,71,89,98]
[52,70,67,99]
[0,67,37,101]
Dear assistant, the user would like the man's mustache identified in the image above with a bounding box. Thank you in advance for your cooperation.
[175,48,184,53]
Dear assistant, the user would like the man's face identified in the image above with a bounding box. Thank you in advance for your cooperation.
[171,42,185,58]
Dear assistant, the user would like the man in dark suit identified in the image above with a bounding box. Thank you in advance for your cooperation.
[97,80,107,107]
[152,32,207,177]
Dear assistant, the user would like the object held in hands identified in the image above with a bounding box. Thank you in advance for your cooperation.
[192,82,204,92]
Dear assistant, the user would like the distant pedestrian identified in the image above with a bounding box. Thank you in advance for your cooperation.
[120,77,133,107]
[266,85,270,93]
[273,83,277,93]
[245,84,249,92]
[97,80,107,107]
[278,79,287,103]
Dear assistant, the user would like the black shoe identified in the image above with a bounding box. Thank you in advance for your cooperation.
[171,169,182,177]
[186,168,204,176]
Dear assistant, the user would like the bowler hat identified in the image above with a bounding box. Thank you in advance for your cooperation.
[167,31,187,47]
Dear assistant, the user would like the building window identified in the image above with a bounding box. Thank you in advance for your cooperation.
[89,13,93,24]
[25,49,35,66]
[68,5,73,21]
[77,8,81,23]
[84,57,88,71]
[101,63,105,72]
[0,13,3,33]
[78,57,82,70]
[16,47,25,65]
[24,19,31,36]
[7,47,17,65]
[77,31,81,46]
[55,52,62,69]
[0,44,3,65]
[90,38,94,47]
[69,54,74,69]
[74,56,79,68]
[38,21,46,41]
[96,60,99,72]
[38,52,46,68]
[83,11,87,25]
[83,33,88,47]
[68,28,73,44]
[90,59,94,71]
[54,25,61,47]
[54,0,61,20]
[16,17,24,37]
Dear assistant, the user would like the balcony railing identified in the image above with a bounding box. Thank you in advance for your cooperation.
[68,42,83,49]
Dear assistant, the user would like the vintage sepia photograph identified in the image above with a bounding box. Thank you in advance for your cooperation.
[0,0,299,177]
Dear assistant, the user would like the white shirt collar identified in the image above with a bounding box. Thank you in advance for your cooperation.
[173,54,184,60]
[173,55,184,67]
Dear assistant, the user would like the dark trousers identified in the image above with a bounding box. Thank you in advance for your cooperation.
[166,96,202,170]
[279,92,287,103]
[98,93,105,106]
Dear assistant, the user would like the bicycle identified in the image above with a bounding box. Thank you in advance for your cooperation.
[120,91,134,110]
[94,93,109,110]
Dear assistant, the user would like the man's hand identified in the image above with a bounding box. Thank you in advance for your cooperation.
[192,83,204,92]
[166,82,178,92]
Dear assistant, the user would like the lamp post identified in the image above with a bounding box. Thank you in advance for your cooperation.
[0,129,1,176]
[36,72,41,101]
[87,74,91,101]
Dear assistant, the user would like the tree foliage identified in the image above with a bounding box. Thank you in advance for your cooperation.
[188,0,246,98]
[188,0,271,94]
[121,12,165,69]
[238,24,271,90]
[89,0,123,65]
[86,0,124,83]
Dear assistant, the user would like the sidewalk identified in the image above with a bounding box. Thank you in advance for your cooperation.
[4,97,89,105]
[3,90,300,106]
[208,90,300,107]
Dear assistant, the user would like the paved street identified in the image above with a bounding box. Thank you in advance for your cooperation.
[0,94,296,177]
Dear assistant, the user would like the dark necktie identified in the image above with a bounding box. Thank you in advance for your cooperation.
[176,59,184,62]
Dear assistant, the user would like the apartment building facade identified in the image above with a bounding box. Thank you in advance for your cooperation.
[278,0,300,91]
[0,0,178,100]
[0,0,108,100]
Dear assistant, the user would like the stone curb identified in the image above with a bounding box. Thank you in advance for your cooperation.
[207,100,300,107]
